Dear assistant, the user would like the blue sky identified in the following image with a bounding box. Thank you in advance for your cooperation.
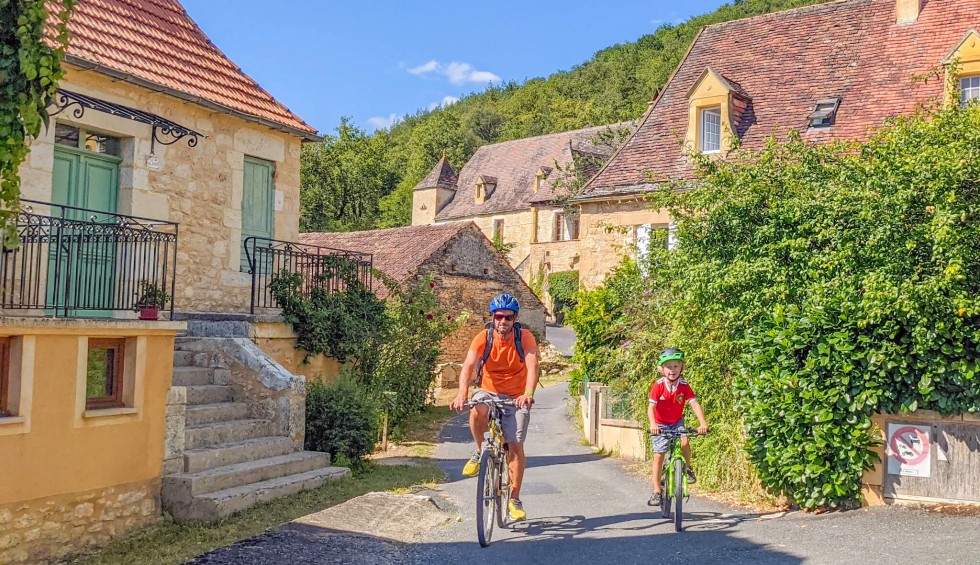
[181,1,732,135]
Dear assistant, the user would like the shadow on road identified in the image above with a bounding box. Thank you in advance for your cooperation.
[507,509,763,539]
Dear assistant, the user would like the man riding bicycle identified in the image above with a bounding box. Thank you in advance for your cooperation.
[451,293,538,522]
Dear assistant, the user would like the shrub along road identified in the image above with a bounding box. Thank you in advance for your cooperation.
[188,384,980,564]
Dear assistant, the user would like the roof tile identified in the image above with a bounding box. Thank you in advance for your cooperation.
[581,0,980,198]
[49,0,317,137]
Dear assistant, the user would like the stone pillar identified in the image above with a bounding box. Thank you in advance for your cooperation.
[163,386,187,475]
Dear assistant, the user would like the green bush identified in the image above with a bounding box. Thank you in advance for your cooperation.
[547,270,579,316]
[305,375,379,467]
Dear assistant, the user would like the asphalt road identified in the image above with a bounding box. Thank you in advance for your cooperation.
[188,384,980,564]
[544,325,576,358]
[408,384,980,564]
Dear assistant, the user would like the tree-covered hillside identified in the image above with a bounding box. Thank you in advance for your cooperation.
[300,0,829,233]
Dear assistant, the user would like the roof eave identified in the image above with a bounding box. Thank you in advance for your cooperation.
[66,56,322,142]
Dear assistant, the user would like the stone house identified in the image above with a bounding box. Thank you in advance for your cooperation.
[574,0,980,289]
[0,1,355,561]
[300,222,546,378]
[411,124,632,313]
[571,0,980,505]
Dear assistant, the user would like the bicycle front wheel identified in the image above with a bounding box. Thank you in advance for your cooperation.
[660,462,671,519]
[673,458,684,532]
[496,451,510,528]
[476,449,497,547]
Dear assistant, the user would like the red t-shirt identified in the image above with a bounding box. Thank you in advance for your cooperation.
[648,377,696,425]
[470,328,537,397]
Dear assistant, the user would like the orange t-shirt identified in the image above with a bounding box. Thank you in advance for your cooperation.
[470,328,537,397]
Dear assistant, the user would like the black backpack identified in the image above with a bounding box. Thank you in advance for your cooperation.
[474,321,525,386]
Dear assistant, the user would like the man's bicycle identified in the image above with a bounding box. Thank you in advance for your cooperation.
[652,427,706,532]
[464,398,515,547]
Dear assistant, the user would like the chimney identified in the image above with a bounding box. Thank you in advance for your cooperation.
[896,0,923,25]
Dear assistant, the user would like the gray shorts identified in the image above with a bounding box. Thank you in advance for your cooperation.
[471,389,531,444]
[651,420,686,454]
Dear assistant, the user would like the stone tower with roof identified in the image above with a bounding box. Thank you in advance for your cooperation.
[412,154,458,225]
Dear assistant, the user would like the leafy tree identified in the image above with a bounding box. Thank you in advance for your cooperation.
[300,118,399,232]
[0,0,75,239]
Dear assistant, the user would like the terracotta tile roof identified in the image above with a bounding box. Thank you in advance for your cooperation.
[299,223,477,295]
[49,0,318,139]
[413,154,458,191]
[580,0,980,200]
[435,124,629,220]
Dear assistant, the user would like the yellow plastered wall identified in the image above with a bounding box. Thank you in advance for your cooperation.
[0,321,180,505]
[19,68,304,313]
[685,69,735,155]
[946,30,980,103]
[412,187,440,226]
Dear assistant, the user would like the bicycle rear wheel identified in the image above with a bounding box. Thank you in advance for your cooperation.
[476,449,497,547]
[673,458,684,532]
[660,460,671,519]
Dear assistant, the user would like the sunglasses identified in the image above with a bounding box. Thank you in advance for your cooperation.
[493,313,515,321]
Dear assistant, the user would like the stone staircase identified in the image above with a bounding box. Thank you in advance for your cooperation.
[162,344,348,522]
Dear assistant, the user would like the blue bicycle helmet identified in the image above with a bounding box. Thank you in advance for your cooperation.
[488,293,520,313]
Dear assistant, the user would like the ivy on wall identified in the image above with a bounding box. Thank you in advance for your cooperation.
[0,0,75,238]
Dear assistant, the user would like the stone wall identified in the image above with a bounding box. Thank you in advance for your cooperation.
[442,209,535,275]
[250,322,343,382]
[19,68,304,314]
[0,479,159,564]
[578,199,672,289]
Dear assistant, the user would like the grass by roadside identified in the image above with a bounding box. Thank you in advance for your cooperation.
[372,404,456,460]
[67,462,445,565]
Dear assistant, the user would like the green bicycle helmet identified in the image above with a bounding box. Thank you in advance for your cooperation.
[658,348,685,366]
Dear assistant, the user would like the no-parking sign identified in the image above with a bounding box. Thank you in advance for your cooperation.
[886,423,931,477]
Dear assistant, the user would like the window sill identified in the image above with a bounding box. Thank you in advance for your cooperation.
[83,407,137,419]
[0,416,26,426]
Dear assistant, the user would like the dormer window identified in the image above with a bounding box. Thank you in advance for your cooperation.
[807,98,841,128]
[961,76,980,107]
[686,68,749,156]
[699,107,721,153]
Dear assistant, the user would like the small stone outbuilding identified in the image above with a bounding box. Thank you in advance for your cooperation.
[300,223,546,374]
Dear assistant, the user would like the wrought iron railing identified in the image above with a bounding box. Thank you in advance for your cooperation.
[243,237,373,314]
[0,199,178,318]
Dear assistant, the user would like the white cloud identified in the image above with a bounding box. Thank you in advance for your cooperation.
[367,113,401,131]
[408,60,439,75]
[426,95,460,111]
[406,60,501,85]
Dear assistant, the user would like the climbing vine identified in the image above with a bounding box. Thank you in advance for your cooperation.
[1,0,75,237]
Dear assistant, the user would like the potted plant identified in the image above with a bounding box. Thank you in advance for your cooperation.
[135,280,170,320]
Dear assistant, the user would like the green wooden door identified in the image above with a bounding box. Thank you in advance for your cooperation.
[48,146,120,316]
[241,157,275,272]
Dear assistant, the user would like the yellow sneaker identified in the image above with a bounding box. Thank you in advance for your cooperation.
[462,452,481,477]
[508,499,526,521]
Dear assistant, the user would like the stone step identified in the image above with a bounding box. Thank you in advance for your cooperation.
[184,402,248,426]
[179,466,350,522]
[184,419,274,450]
[182,437,297,474]
[172,366,212,387]
[173,350,196,367]
[185,384,235,405]
[163,451,332,501]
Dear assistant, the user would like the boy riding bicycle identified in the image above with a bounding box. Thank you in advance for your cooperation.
[647,348,708,506]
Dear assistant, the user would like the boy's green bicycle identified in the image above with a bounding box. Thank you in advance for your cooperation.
[464,397,514,547]
[652,427,706,532]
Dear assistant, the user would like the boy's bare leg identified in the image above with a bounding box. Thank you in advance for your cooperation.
[651,453,665,492]
[681,437,692,468]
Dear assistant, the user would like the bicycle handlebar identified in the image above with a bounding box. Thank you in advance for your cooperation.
[463,398,517,408]
[649,428,708,438]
